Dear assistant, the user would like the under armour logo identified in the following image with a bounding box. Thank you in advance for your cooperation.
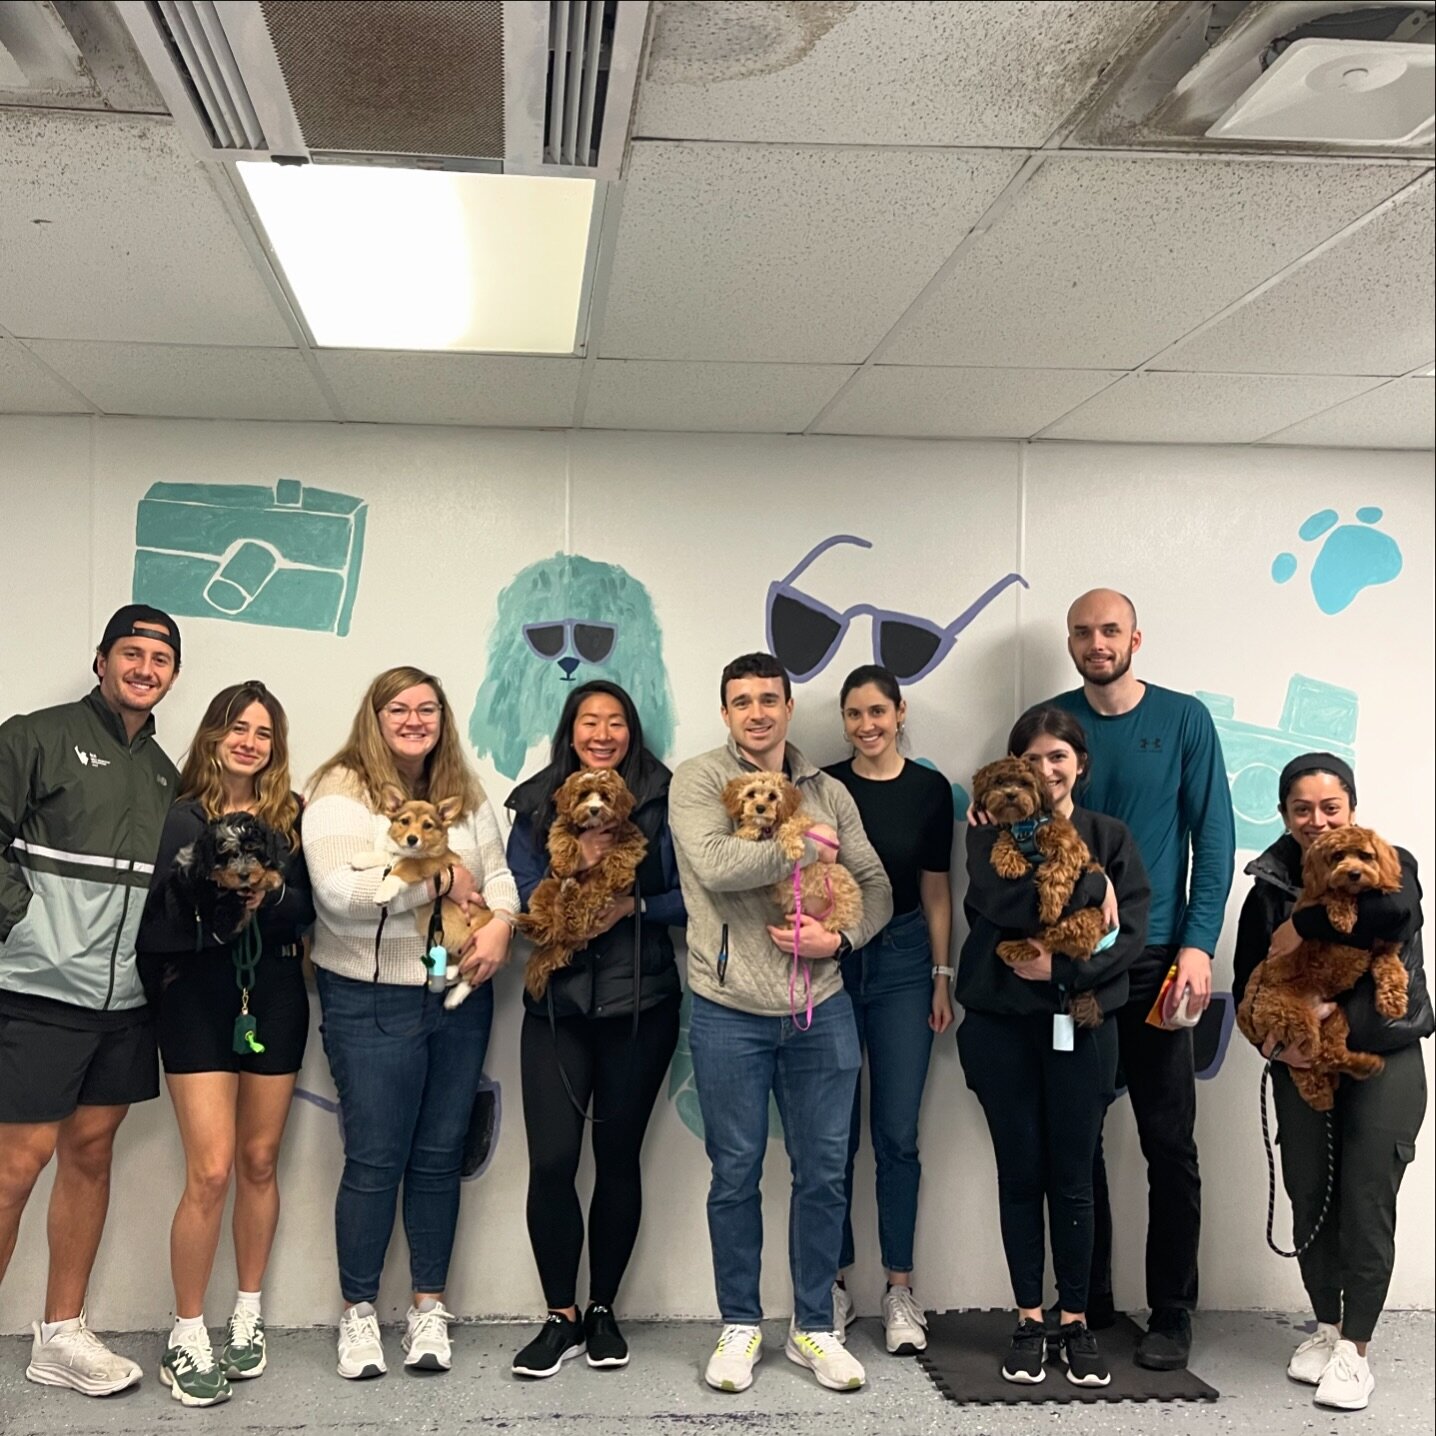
[1138,737,1163,752]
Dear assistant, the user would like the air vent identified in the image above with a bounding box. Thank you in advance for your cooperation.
[114,0,648,176]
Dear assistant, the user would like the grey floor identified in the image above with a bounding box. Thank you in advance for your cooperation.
[1,1310,1432,1436]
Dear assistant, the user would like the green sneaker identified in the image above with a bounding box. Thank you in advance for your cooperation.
[222,1309,267,1379]
[160,1326,231,1406]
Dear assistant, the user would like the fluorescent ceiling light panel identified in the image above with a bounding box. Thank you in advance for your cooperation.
[238,163,595,353]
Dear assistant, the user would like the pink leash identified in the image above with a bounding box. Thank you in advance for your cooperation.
[788,829,840,1032]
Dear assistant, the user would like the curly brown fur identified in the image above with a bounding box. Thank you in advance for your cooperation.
[722,771,864,934]
[518,769,647,998]
[973,757,1110,1028]
[1237,826,1407,1110]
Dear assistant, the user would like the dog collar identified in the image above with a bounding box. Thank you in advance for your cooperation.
[1010,815,1049,861]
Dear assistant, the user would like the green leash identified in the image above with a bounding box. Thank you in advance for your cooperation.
[232,920,266,1056]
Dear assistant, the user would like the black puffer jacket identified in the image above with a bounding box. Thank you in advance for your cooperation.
[506,753,685,1020]
[1233,833,1433,1054]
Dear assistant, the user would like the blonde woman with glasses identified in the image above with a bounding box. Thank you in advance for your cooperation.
[303,667,517,1381]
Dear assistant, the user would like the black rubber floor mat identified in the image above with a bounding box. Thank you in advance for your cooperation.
[916,1309,1220,1405]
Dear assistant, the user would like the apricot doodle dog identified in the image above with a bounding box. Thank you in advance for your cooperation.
[350,785,495,1009]
[1238,826,1407,1112]
[970,756,1110,1029]
[517,768,648,999]
[722,771,863,936]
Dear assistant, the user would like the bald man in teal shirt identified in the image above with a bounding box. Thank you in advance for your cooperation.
[1045,589,1235,1373]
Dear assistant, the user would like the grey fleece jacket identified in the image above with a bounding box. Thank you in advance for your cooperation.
[670,738,893,1017]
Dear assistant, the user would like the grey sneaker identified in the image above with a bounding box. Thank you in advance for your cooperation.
[221,1308,267,1379]
[160,1326,232,1407]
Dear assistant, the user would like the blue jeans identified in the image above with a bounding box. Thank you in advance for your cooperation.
[689,990,860,1332]
[316,968,494,1303]
[839,907,935,1273]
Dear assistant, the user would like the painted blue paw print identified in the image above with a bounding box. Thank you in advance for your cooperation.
[1272,508,1403,615]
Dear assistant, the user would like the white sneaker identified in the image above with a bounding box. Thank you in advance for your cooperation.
[1314,1340,1374,1410]
[402,1301,453,1372]
[881,1284,928,1355]
[337,1303,387,1380]
[1287,1323,1340,1385]
[832,1281,855,1342]
[785,1322,866,1391]
[705,1324,763,1392]
[26,1315,142,1396]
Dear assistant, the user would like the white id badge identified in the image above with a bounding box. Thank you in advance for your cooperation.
[1052,1013,1075,1052]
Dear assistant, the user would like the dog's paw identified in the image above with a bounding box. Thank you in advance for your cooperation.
[1375,987,1409,1020]
[991,846,1030,881]
[444,980,473,1010]
[350,850,389,871]
[997,938,1036,967]
[373,874,403,904]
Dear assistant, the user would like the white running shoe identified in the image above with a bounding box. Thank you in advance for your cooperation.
[785,1322,866,1391]
[704,1324,763,1392]
[881,1284,928,1355]
[1314,1340,1375,1411]
[337,1303,387,1380]
[831,1281,855,1342]
[402,1301,454,1372]
[25,1315,142,1396]
[1287,1323,1340,1385]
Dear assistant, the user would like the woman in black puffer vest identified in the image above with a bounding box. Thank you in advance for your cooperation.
[1233,752,1431,1414]
[504,680,685,1379]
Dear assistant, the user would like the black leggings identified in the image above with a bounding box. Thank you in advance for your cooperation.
[957,1009,1118,1313]
[520,997,680,1310]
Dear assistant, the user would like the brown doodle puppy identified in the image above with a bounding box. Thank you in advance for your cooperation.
[518,768,648,999]
[722,771,863,935]
[970,756,1110,1029]
[1238,826,1407,1111]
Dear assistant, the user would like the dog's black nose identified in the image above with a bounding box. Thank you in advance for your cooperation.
[558,656,580,678]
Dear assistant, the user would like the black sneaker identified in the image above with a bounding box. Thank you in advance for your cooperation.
[1001,1318,1047,1384]
[1135,1307,1191,1372]
[1059,1321,1111,1387]
[511,1312,585,1379]
[583,1305,629,1369]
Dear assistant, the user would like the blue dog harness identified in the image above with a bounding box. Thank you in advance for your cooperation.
[1010,815,1050,862]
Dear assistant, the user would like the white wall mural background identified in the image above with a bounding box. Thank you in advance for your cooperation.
[1,417,1431,1333]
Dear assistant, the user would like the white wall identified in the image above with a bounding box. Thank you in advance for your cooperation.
[1,415,1431,1332]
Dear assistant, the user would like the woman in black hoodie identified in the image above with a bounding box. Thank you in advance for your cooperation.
[504,680,685,1379]
[957,705,1149,1391]
[1233,752,1431,1413]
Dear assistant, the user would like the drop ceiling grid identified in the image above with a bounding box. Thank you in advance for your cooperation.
[1257,375,1436,448]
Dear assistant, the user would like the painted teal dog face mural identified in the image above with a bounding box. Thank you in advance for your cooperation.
[470,553,677,779]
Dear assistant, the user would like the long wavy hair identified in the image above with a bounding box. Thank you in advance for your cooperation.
[309,665,483,816]
[177,681,301,848]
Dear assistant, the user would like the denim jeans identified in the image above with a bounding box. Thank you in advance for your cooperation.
[316,968,494,1303]
[689,990,860,1332]
[839,907,935,1273]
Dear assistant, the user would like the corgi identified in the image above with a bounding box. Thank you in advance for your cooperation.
[350,784,493,1009]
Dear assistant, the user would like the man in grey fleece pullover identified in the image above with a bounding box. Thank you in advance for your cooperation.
[670,654,891,1396]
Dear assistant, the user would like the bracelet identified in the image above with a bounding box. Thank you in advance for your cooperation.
[932,964,955,981]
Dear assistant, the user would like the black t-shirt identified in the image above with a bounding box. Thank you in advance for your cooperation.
[823,758,953,916]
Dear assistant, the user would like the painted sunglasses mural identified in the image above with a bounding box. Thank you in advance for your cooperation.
[767,534,1028,684]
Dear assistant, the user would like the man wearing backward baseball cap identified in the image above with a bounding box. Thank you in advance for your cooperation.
[0,604,181,1395]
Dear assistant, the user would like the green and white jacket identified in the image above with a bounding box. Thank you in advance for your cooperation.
[0,689,178,1013]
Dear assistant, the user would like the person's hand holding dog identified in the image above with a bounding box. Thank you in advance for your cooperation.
[457,909,511,986]
[1010,940,1053,981]
[437,863,479,906]
[591,895,637,935]
[1260,999,1336,1068]
[577,827,615,871]
[768,913,842,959]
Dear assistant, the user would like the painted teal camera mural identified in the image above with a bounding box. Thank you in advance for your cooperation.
[1198,674,1358,854]
[132,480,368,636]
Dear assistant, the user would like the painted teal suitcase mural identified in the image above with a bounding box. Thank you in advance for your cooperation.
[132,480,367,637]
[1198,674,1357,854]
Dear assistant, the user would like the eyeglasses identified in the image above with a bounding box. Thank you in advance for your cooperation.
[381,703,442,724]
[522,620,617,666]
[766,534,1028,684]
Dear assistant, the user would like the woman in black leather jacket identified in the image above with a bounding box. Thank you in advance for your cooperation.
[1233,752,1431,1414]
[503,680,685,1378]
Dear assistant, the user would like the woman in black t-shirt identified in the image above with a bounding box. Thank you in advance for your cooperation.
[824,665,954,1358]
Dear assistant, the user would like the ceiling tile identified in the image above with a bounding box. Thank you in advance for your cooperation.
[883,157,1412,370]
[635,0,1152,146]
[1259,378,1435,449]
[1159,176,1435,378]
[25,341,334,420]
[317,351,582,426]
[0,111,292,346]
[814,365,1122,438]
[600,143,1021,363]
[0,341,91,414]
[1041,371,1379,444]
[584,360,853,431]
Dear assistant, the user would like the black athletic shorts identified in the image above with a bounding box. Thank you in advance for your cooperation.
[0,1010,159,1123]
[148,946,309,1076]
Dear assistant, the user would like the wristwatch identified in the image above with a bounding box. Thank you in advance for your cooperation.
[833,932,853,960]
